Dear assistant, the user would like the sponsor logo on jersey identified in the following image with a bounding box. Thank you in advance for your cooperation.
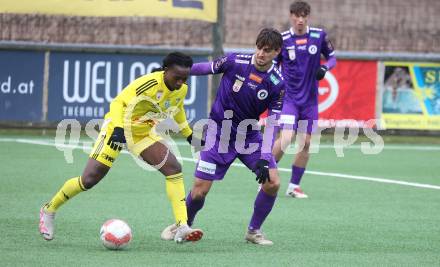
[308,45,318,55]
[247,82,258,90]
[175,97,181,104]
[233,79,243,92]
[235,74,245,81]
[257,89,268,100]
[298,45,307,50]
[296,38,307,45]
[235,59,250,64]
[270,74,280,85]
[249,73,263,83]
[310,32,320,38]
[197,160,216,175]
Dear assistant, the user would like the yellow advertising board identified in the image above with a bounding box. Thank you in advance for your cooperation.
[381,62,440,130]
[0,0,217,22]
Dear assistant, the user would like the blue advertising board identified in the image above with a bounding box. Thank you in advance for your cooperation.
[0,50,44,121]
[47,52,209,123]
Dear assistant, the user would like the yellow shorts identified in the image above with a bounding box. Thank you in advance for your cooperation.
[89,120,162,167]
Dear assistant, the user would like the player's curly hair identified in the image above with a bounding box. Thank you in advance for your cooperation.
[163,52,193,69]
[256,28,283,51]
[153,52,193,72]
[290,1,311,16]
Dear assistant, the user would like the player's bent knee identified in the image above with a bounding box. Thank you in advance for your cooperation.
[269,180,280,191]
[81,168,107,189]
[192,189,209,200]
[160,161,182,177]
[191,183,211,200]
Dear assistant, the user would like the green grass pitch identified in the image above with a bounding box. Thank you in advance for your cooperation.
[0,132,439,266]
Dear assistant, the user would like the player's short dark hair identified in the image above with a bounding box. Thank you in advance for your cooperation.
[163,52,193,69]
[290,1,311,16]
[255,28,283,51]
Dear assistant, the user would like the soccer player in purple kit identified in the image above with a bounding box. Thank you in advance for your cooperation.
[272,1,336,198]
[161,28,285,245]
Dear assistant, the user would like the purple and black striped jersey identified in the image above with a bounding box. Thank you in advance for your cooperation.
[209,53,285,130]
[276,26,335,105]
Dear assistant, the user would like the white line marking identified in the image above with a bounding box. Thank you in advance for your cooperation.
[1,138,439,190]
[1,138,440,150]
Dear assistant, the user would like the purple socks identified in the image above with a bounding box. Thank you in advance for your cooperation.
[291,166,305,185]
[248,189,276,231]
[186,191,205,226]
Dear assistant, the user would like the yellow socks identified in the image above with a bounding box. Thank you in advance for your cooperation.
[45,176,86,213]
[165,173,188,225]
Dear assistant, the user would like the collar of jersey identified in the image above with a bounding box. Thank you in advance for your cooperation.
[289,26,309,37]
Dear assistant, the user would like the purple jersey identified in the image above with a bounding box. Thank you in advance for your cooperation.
[210,53,285,128]
[277,26,335,105]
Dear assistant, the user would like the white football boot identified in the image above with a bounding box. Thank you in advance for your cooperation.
[39,205,55,241]
[161,223,204,243]
[160,223,178,241]
[286,183,308,198]
[245,230,273,245]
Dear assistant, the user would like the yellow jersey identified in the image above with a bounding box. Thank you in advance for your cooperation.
[104,71,192,138]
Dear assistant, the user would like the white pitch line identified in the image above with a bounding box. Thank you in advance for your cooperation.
[1,138,440,151]
[1,138,440,190]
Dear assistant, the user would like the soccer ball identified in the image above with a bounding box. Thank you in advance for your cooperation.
[100,219,132,250]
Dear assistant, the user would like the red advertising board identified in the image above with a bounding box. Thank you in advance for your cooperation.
[259,60,377,127]
[318,60,377,127]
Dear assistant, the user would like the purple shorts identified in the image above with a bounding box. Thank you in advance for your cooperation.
[194,128,277,181]
[278,99,318,134]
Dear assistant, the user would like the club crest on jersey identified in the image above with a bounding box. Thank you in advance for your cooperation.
[156,91,163,100]
[233,79,243,92]
[288,49,296,60]
[164,100,170,109]
[296,38,307,45]
[249,73,263,83]
[257,89,268,100]
[308,45,318,55]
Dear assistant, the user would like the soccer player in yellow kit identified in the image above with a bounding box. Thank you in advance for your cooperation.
[39,52,204,243]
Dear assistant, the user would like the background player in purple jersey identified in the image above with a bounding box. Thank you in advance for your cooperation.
[161,28,285,245]
[272,1,337,198]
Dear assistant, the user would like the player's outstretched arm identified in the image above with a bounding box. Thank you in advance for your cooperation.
[190,62,213,75]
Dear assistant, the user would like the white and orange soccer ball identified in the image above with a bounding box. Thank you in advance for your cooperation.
[100,219,132,250]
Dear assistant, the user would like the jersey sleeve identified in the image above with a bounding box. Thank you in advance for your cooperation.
[212,53,236,74]
[173,97,192,138]
[321,31,336,59]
